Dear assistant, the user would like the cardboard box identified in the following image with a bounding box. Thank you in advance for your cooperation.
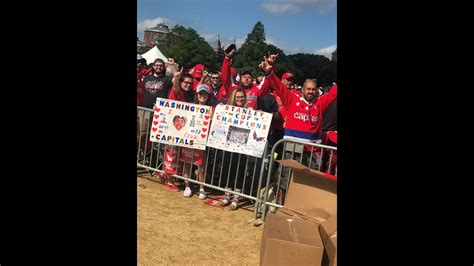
[319,213,337,245]
[279,159,337,220]
[319,213,337,266]
[260,212,324,266]
[260,159,337,266]
[322,234,337,266]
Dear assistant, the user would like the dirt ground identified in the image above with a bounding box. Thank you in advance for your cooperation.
[137,170,263,265]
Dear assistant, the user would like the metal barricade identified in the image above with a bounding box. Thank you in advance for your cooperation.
[256,138,337,221]
[137,106,270,221]
[137,107,337,222]
[137,106,162,176]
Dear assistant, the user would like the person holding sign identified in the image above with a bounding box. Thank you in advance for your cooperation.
[219,88,250,210]
[169,68,194,102]
[180,84,214,199]
[169,68,214,199]
[160,66,196,191]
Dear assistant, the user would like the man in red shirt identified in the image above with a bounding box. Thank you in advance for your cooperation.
[259,53,337,168]
[281,72,294,90]
[207,71,228,105]
[220,48,269,109]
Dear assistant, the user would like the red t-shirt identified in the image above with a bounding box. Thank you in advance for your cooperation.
[220,57,269,109]
[168,87,186,102]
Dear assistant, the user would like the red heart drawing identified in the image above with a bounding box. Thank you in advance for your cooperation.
[152,127,157,132]
[205,116,210,120]
[202,128,207,132]
[203,121,209,125]
[201,134,206,138]
[153,121,158,125]
[154,114,159,119]
[156,108,161,112]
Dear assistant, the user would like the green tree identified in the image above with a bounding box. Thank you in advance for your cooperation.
[234,21,269,75]
[158,25,218,71]
[266,44,302,84]
[232,22,301,83]
[288,53,336,87]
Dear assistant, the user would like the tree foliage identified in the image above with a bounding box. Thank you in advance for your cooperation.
[288,54,337,87]
[157,25,218,71]
[266,44,303,83]
[153,22,336,86]
[233,22,270,76]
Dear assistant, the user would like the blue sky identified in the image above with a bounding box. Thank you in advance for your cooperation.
[137,0,336,59]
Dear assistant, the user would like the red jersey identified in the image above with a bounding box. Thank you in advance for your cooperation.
[271,91,288,130]
[168,87,186,102]
[220,57,269,109]
[266,72,337,144]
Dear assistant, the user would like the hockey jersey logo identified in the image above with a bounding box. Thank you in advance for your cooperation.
[293,112,318,123]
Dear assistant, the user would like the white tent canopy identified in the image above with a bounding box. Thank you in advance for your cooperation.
[141,46,167,65]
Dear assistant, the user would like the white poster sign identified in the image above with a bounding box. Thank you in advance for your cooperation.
[149,98,212,150]
[206,104,272,157]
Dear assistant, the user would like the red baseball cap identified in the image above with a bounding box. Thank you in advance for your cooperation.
[193,64,204,78]
[282,72,293,80]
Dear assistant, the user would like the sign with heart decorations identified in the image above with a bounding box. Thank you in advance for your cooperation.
[206,104,273,157]
[149,98,212,150]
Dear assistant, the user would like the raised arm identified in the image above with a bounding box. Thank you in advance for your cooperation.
[220,48,236,96]
[316,84,337,113]
[167,58,177,76]
[256,73,271,98]
[198,69,208,86]
[172,67,183,94]
[259,52,294,109]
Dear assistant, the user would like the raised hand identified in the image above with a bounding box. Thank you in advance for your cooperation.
[173,67,183,79]
[224,48,235,59]
[197,69,209,86]
[265,52,279,66]
[258,59,270,72]
[259,52,280,72]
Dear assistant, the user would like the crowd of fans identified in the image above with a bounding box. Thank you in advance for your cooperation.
[137,48,337,210]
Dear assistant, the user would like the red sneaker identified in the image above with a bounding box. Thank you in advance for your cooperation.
[154,172,166,184]
[166,183,180,192]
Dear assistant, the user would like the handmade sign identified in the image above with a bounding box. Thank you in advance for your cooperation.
[149,98,212,150]
[206,104,272,157]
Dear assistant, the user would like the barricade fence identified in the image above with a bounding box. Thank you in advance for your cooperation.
[137,106,337,222]
[258,138,337,221]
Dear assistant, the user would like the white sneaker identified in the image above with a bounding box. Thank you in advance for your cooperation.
[222,196,231,205]
[199,190,207,200]
[183,187,192,197]
[229,199,239,211]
